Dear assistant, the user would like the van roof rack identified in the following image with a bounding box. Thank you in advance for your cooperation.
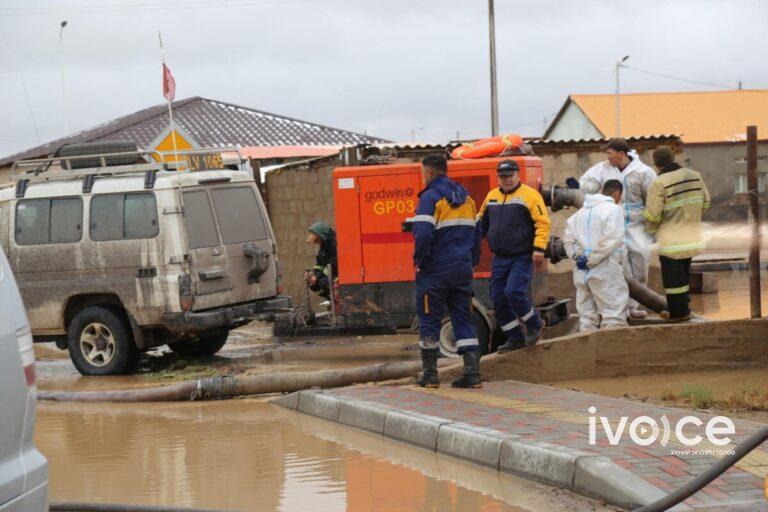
[10,147,246,198]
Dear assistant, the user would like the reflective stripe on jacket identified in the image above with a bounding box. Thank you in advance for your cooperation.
[644,166,710,259]
[477,183,550,257]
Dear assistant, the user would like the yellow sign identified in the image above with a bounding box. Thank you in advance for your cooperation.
[153,129,194,162]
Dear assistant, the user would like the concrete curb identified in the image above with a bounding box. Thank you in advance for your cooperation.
[272,390,668,510]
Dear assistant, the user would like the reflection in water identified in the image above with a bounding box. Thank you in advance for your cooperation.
[35,400,561,512]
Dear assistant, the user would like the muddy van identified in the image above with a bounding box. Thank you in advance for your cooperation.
[0,142,289,375]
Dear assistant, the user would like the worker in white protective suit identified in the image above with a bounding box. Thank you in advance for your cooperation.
[564,180,628,332]
[579,138,656,319]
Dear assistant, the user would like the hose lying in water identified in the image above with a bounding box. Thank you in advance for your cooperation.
[37,360,438,403]
[50,503,229,512]
[634,425,768,512]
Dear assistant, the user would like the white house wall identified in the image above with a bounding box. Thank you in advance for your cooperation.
[547,102,603,141]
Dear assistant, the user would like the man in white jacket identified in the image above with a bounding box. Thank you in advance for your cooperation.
[579,138,656,319]
[564,180,628,332]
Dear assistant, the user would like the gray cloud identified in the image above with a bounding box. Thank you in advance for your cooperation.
[0,0,766,156]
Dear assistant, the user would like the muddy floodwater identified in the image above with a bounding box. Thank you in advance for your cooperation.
[35,400,615,512]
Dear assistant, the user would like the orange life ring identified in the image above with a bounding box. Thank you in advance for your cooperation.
[451,134,523,159]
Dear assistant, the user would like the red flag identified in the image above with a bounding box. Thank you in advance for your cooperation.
[162,63,175,101]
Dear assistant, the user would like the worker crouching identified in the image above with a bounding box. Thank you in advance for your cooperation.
[412,155,482,388]
[477,160,551,352]
[564,180,629,331]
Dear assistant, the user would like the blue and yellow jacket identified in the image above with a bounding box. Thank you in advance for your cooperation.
[477,183,551,257]
[413,174,481,273]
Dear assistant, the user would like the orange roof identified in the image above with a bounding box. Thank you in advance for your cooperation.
[570,89,768,143]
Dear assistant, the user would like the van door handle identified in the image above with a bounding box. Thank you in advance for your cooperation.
[198,268,226,280]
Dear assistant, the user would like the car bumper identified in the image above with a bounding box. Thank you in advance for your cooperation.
[164,296,292,334]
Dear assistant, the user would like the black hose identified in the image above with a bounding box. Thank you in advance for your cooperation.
[634,426,768,512]
[50,502,233,512]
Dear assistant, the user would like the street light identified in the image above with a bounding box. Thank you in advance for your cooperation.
[488,0,498,136]
[59,20,69,136]
[615,55,629,137]
[410,126,425,142]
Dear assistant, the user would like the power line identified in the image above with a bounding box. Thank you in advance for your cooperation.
[623,65,739,90]
[0,0,315,15]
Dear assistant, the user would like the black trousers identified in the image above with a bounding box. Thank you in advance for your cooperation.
[659,256,692,318]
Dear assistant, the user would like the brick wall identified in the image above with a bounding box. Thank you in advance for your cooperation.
[265,155,338,305]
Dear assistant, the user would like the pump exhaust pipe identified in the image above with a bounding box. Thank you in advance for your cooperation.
[542,184,585,211]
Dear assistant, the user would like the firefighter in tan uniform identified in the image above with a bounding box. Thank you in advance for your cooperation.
[644,146,710,321]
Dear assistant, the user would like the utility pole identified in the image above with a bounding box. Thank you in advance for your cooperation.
[747,125,762,318]
[59,20,69,136]
[488,0,499,136]
[615,55,629,137]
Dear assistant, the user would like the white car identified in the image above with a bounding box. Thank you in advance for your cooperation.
[0,245,48,511]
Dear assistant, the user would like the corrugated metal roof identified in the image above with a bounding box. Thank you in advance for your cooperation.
[0,97,389,166]
[561,90,768,144]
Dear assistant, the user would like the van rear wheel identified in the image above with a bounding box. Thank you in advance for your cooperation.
[168,328,229,357]
[67,306,138,375]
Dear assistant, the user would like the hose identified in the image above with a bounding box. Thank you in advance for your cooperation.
[634,426,768,512]
[50,503,230,512]
[37,360,431,403]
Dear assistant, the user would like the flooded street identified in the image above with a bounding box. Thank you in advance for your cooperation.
[35,400,614,512]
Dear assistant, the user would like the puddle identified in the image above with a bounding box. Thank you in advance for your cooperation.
[35,400,614,511]
[690,269,768,320]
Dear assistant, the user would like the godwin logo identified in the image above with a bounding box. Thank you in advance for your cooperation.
[587,406,735,447]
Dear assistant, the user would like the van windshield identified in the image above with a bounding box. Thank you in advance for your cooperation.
[182,185,268,249]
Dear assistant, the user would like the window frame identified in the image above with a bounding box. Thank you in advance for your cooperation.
[89,191,159,242]
[15,196,84,246]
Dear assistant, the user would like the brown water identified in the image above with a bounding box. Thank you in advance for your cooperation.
[35,400,612,512]
[690,269,768,321]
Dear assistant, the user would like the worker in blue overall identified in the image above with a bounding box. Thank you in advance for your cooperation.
[412,154,482,388]
[477,160,551,352]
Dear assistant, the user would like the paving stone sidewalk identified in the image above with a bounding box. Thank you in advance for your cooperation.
[323,381,767,510]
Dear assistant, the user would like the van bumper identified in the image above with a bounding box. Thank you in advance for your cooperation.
[163,296,292,333]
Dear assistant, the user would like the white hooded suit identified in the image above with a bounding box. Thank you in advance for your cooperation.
[564,194,628,331]
[579,152,656,312]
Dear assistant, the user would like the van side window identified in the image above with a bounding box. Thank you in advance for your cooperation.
[182,190,220,248]
[211,186,268,243]
[90,192,158,241]
[16,197,83,245]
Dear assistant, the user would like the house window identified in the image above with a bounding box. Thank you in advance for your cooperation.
[735,174,768,194]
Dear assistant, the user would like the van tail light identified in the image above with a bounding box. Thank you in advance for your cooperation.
[16,326,35,388]
[179,274,194,312]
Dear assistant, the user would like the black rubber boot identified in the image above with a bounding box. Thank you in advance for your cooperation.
[415,350,440,388]
[451,350,482,388]
[524,315,543,347]
[497,338,525,354]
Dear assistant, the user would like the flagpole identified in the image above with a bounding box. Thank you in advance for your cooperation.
[158,31,181,170]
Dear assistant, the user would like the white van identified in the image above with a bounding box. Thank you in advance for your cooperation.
[1,142,289,375]
[0,245,48,511]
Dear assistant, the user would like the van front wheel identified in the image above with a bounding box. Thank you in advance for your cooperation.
[68,307,138,375]
[168,328,229,357]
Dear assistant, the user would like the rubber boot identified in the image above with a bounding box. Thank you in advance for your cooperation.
[451,350,482,388]
[415,350,440,388]
[497,337,525,354]
[524,314,543,347]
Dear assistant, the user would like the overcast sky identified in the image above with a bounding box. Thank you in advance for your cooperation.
[1,0,766,157]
